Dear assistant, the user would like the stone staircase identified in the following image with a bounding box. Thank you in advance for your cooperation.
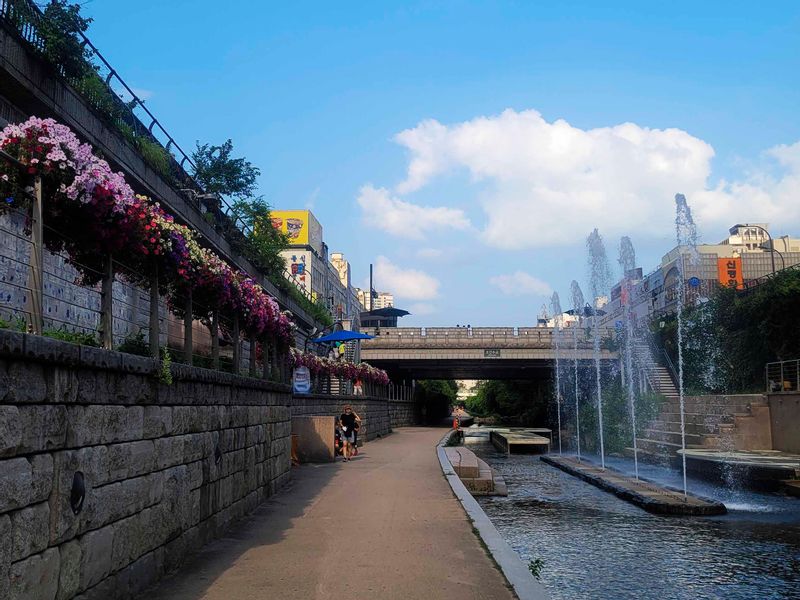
[635,394,770,464]
[632,341,678,399]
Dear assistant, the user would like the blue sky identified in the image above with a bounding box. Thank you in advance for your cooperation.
[85,1,800,326]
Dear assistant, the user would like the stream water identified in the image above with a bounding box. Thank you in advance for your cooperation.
[468,434,800,600]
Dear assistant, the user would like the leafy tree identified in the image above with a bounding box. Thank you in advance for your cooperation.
[191,140,260,199]
[231,197,289,276]
[39,0,94,79]
[418,380,458,403]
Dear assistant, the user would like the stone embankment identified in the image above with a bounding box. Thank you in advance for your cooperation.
[0,330,292,600]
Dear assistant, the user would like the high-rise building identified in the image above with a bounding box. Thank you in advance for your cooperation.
[272,210,361,325]
[355,288,394,311]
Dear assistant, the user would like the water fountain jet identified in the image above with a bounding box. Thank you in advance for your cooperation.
[587,229,612,470]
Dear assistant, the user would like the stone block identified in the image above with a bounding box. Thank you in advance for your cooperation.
[78,346,122,371]
[65,406,144,446]
[143,406,172,439]
[45,368,79,404]
[57,540,81,600]
[0,513,11,586]
[107,440,156,481]
[0,457,32,514]
[115,373,153,405]
[81,472,163,532]
[119,353,157,375]
[0,405,22,457]
[182,433,205,463]
[6,362,48,403]
[154,436,184,470]
[17,406,67,454]
[78,526,113,590]
[10,501,50,561]
[0,329,25,357]
[9,547,61,600]
[24,334,81,365]
[127,550,156,597]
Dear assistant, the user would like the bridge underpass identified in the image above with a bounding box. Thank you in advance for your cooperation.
[359,326,619,383]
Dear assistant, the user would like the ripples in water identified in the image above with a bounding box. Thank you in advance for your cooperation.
[470,439,800,600]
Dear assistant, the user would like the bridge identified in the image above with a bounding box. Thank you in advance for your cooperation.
[360,326,618,381]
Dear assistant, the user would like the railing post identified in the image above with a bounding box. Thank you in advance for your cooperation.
[100,254,114,350]
[149,267,159,358]
[232,315,240,375]
[26,176,44,335]
[249,334,257,376]
[183,289,193,365]
[780,362,785,392]
[262,337,270,379]
[211,309,220,370]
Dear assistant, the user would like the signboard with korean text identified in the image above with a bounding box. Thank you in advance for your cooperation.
[717,257,743,289]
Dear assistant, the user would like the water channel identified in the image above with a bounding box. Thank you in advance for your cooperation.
[466,432,800,600]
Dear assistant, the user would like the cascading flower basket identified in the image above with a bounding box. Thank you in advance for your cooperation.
[288,349,389,386]
[0,116,295,344]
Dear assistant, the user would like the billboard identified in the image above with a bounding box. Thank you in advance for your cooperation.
[717,257,743,289]
[270,210,310,245]
[281,250,312,292]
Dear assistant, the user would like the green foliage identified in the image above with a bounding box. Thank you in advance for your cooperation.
[267,273,333,327]
[231,198,289,276]
[42,326,99,346]
[651,268,800,393]
[0,316,27,332]
[137,137,173,178]
[470,380,548,426]
[158,348,173,385]
[116,331,150,356]
[528,558,545,580]
[39,0,94,79]
[578,378,665,455]
[73,72,126,122]
[418,380,459,403]
[191,140,260,200]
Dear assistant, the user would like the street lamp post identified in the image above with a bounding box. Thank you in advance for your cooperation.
[734,223,775,275]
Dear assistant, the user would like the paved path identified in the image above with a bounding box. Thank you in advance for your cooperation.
[147,427,517,600]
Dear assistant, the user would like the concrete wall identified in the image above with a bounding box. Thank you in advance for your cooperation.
[0,330,292,600]
[767,393,800,454]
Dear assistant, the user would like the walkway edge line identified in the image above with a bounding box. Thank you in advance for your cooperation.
[437,431,549,600]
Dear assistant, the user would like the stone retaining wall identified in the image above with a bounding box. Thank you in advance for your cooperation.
[290,394,419,439]
[0,330,292,600]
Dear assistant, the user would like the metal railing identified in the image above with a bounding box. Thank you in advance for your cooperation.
[766,359,800,393]
[0,0,315,306]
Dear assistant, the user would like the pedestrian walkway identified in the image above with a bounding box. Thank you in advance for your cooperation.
[147,427,517,600]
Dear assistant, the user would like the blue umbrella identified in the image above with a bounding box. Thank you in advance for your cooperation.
[311,330,374,343]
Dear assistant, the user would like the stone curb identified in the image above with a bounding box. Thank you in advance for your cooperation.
[436,431,549,600]
[541,455,727,516]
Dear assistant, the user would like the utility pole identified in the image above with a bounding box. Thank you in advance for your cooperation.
[369,263,373,312]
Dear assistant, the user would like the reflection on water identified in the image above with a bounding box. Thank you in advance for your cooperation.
[469,436,800,600]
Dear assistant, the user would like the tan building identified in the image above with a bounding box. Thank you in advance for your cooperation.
[602,224,800,328]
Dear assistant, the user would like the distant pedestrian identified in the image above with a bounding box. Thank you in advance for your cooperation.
[340,404,358,461]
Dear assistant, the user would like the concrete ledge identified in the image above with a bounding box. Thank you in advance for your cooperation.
[541,456,727,516]
[437,431,549,600]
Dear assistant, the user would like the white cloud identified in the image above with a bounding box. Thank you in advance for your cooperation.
[392,108,800,249]
[490,271,552,296]
[408,302,436,315]
[372,256,439,300]
[356,184,470,240]
[416,247,443,259]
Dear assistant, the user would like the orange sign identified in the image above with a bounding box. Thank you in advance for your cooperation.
[717,257,743,289]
